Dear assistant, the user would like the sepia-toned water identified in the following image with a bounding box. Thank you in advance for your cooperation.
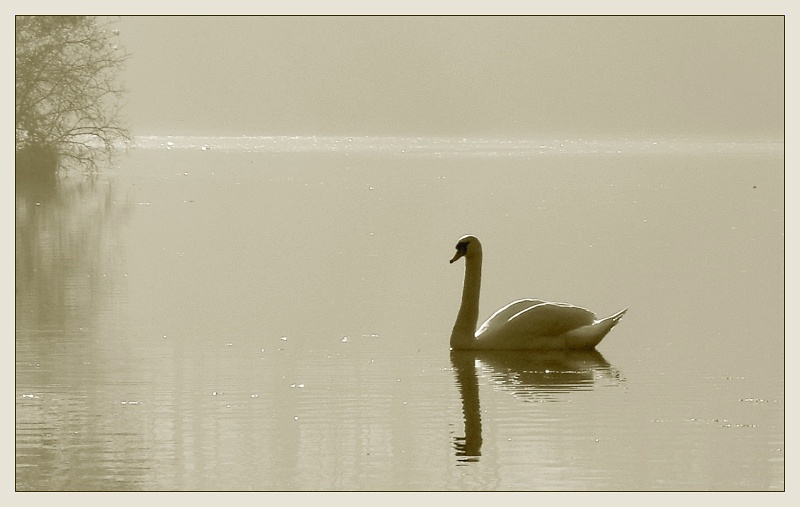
[15,136,784,491]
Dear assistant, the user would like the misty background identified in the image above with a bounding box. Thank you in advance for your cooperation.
[15,14,788,491]
[116,15,784,139]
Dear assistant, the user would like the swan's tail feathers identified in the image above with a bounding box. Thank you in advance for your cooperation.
[592,309,626,335]
[609,308,628,324]
[565,308,628,349]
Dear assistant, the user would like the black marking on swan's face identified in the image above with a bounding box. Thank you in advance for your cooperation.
[450,239,470,264]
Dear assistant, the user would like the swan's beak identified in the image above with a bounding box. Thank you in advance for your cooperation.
[449,250,465,264]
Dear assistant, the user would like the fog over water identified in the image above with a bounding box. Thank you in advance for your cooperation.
[117,16,783,138]
[14,14,788,491]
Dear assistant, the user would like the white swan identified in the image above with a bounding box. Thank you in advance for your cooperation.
[449,235,627,350]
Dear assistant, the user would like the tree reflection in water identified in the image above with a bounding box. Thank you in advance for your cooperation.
[15,171,136,490]
[16,172,133,331]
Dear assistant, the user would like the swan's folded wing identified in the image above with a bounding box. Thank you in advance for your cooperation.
[476,299,546,336]
[505,302,596,337]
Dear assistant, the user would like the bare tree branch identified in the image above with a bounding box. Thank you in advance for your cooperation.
[16,16,130,174]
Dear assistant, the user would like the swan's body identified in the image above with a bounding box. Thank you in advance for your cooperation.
[449,235,626,350]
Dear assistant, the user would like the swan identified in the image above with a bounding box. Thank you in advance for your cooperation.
[449,235,627,350]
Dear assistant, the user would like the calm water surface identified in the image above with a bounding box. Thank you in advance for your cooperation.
[15,136,784,490]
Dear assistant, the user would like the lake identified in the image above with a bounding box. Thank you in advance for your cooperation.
[14,135,784,491]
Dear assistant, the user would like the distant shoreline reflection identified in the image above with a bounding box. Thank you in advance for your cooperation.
[450,349,623,465]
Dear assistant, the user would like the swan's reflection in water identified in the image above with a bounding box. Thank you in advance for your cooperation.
[450,349,623,464]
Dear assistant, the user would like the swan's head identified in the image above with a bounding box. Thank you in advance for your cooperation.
[450,235,482,263]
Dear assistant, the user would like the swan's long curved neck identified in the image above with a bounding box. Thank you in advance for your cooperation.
[451,252,482,349]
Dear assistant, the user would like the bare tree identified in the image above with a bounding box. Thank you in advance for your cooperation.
[15,16,130,175]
